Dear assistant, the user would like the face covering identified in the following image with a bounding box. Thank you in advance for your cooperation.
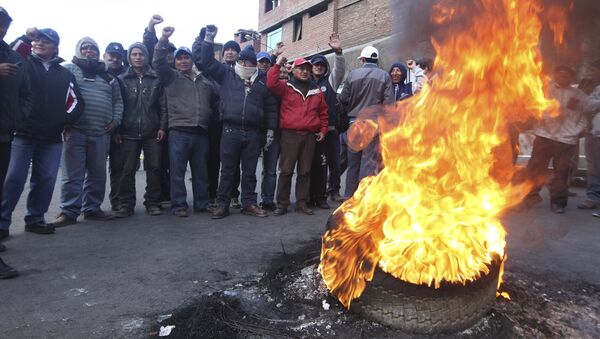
[235,63,257,80]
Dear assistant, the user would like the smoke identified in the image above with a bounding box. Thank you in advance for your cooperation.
[392,0,600,74]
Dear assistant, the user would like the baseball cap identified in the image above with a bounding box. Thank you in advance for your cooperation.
[38,28,60,45]
[358,46,379,60]
[0,6,12,23]
[105,42,126,58]
[175,46,192,58]
[292,58,311,68]
[257,51,271,62]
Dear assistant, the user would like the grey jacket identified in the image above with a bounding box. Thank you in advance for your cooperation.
[153,40,216,131]
[339,63,393,118]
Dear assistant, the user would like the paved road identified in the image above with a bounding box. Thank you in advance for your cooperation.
[0,167,598,338]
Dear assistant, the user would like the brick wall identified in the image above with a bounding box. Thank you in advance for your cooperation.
[337,0,393,50]
[259,0,331,31]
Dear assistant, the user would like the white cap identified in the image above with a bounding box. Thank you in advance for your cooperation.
[358,46,379,60]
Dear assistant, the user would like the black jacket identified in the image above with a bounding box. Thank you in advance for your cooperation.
[311,55,339,129]
[195,40,278,131]
[118,66,167,139]
[0,40,32,143]
[16,54,84,143]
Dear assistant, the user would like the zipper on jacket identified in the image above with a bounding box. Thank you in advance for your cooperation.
[138,75,143,138]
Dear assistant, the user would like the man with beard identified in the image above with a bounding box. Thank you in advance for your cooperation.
[50,37,123,227]
[1,27,83,236]
[199,25,277,219]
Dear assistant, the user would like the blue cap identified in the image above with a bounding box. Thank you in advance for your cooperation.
[0,6,12,22]
[175,46,192,58]
[38,28,60,45]
[257,51,271,62]
[105,42,126,58]
[238,45,257,65]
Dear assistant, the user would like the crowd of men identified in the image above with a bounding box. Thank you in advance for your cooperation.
[1,5,599,281]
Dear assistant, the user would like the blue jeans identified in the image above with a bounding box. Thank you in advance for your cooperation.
[261,130,280,205]
[0,136,62,229]
[217,126,261,208]
[60,129,109,218]
[585,135,600,202]
[169,130,210,211]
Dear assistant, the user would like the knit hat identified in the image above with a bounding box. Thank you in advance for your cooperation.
[75,37,100,59]
[257,51,271,62]
[238,45,257,65]
[38,28,60,45]
[127,42,149,66]
[222,40,241,55]
[105,42,126,58]
[175,46,192,58]
[0,6,12,23]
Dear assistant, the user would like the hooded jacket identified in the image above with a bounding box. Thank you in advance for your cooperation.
[118,42,167,139]
[63,37,123,136]
[310,54,346,130]
[267,64,329,135]
[197,40,278,131]
[389,63,413,101]
[339,63,393,119]
[14,46,84,143]
[0,40,32,143]
[153,39,216,131]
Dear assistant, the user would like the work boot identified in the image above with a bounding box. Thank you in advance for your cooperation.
[84,210,114,221]
[273,207,288,216]
[211,205,230,219]
[25,222,55,235]
[241,204,268,217]
[295,205,314,215]
[173,209,188,218]
[0,258,18,279]
[577,199,599,209]
[114,207,134,218]
[49,213,77,228]
[260,202,277,211]
[146,206,162,216]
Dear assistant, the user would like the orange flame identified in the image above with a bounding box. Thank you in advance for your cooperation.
[320,0,558,308]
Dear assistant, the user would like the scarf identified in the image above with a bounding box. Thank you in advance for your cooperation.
[72,57,112,84]
[235,64,258,92]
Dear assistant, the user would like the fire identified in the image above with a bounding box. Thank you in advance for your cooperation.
[321,0,565,308]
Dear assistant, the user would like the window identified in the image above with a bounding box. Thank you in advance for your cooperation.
[293,17,303,42]
[309,3,328,17]
[266,27,282,51]
[265,0,281,12]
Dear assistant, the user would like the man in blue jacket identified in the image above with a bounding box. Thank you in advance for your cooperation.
[197,25,278,219]
[0,27,84,236]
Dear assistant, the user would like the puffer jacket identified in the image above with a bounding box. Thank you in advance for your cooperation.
[153,40,216,130]
[0,40,32,142]
[118,65,167,139]
[267,64,328,135]
[197,41,278,131]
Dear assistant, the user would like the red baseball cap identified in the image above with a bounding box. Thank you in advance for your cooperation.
[292,58,311,68]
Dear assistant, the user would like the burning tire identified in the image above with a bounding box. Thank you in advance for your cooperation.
[352,260,501,334]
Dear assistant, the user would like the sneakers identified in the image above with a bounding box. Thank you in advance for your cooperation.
[49,213,77,228]
[260,202,277,212]
[0,258,18,279]
[84,210,114,221]
[550,203,565,214]
[25,222,55,235]
[211,205,230,219]
[295,205,315,215]
[114,207,134,218]
[0,229,8,241]
[577,199,599,209]
[230,197,242,209]
[241,204,268,217]
[273,207,288,216]
[146,206,162,216]
[329,192,346,202]
[173,209,188,218]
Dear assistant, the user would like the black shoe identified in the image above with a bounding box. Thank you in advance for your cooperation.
[114,207,134,218]
[273,207,288,216]
[0,229,8,241]
[260,202,276,212]
[0,258,19,279]
[25,222,55,235]
[0,243,5,252]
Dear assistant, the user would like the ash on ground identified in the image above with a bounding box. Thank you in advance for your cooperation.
[149,242,600,338]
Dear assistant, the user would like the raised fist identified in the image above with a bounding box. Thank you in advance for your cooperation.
[162,26,175,40]
[204,25,218,42]
[149,15,164,26]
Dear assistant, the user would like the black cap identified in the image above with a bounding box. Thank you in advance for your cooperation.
[105,42,126,58]
[0,6,12,23]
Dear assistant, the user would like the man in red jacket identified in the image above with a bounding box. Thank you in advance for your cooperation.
[267,54,328,215]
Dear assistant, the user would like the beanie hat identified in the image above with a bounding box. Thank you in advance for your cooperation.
[175,46,192,58]
[75,37,100,59]
[238,45,257,65]
[222,40,241,55]
[127,42,149,66]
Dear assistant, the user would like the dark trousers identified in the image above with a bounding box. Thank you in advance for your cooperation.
[309,137,328,203]
[118,138,162,209]
[208,120,221,200]
[276,130,316,209]
[169,130,210,211]
[0,142,10,203]
[261,131,280,205]
[108,137,123,210]
[525,136,576,207]
[159,135,170,202]
[216,127,261,208]
[325,130,341,196]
